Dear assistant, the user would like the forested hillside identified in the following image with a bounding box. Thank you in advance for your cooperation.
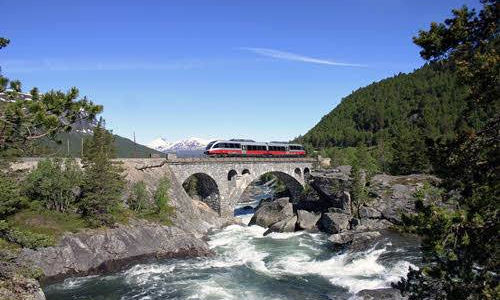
[299,64,467,148]
[36,132,164,158]
[296,64,470,174]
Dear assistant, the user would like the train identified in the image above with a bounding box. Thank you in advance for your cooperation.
[204,139,306,157]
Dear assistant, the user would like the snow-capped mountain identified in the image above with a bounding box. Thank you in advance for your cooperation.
[147,137,211,152]
[147,137,173,152]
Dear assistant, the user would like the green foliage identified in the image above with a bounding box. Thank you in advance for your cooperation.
[0,37,9,50]
[0,173,27,219]
[350,163,368,217]
[22,158,83,212]
[0,84,102,159]
[145,176,174,224]
[320,145,380,176]
[79,120,125,227]
[128,181,149,212]
[36,131,164,158]
[396,1,499,299]
[259,173,287,194]
[297,63,468,175]
[390,124,430,175]
[182,175,199,198]
[0,226,54,249]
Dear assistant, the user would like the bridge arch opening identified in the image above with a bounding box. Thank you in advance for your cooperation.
[304,168,310,176]
[234,171,304,216]
[182,173,220,214]
[242,169,250,175]
[294,167,302,177]
[228,169,238,181]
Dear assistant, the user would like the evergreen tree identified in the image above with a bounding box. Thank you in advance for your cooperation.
[350,162,367,217]
[390,124,429,175]
[396,1,499,298]
[79,119,125,226]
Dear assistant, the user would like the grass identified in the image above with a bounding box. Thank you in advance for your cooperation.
[7,209,89,243]
[0,238,21,252]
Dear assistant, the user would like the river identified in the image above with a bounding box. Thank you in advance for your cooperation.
[43,185,420,300]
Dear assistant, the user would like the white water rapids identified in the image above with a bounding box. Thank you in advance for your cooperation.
[44,189,420,300]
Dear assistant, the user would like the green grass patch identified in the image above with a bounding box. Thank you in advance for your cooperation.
[0,237,21,252]
[8,209,89,243]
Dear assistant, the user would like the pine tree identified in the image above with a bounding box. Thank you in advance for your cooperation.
[396,1,499,298]
[350,162,367,217]
[79,119,125,226]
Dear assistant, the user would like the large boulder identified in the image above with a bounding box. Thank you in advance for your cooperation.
[319,212,351,234]
[263,216,298,236]
[368,174,440,225]
[18,220,213,282]
[352,218,393,231]
[359,206,382,219]
[328,231,382,250]
[296,210,321,230]
[356,288,407,300]
[249,197,294,228]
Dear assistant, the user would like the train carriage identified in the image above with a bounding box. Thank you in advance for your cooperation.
[204,139,306,157]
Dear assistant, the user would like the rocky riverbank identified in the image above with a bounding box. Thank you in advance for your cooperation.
[2,159,230,299]
[249,166,438,299]
[18,219,214,284]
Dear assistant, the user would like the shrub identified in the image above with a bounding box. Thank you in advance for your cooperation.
[0,173,27,218]
[128,181,149,212]
[0,220,54,249]
[22,158,82,213]
[150,176,174,224]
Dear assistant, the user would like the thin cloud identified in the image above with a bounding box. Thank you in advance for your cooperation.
[240,47,366,67]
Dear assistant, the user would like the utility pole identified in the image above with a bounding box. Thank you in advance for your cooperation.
[67,138,70,157]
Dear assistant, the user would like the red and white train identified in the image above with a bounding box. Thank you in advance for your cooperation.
[204,139,306,157]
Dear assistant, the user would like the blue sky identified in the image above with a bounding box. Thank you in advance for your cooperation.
[0,0,480,144]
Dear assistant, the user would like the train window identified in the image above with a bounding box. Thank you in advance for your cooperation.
[235,144,241,149]
[213,143,220,148]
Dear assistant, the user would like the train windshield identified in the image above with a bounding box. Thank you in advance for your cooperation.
[206,141,216,150]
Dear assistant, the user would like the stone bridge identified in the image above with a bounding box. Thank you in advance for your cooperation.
[14,157,315,218]
[166,157,315,217]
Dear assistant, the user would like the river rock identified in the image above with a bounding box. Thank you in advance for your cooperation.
[249,197,294,228]
[263,216,298,236]
[18,219,213,282]
[328,231,382,250]
[296,210,321,230]
[359,206,382,219]
[356,288,407,299]
[368,174,440,225]
[354,218,393,231]
[319,212,351,234]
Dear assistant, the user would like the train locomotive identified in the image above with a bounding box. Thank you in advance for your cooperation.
[204,139,306,157]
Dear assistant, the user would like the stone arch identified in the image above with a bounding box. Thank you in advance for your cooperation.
[304,167,310,176]
[228,169,238,181]
[254,170,304,201]
[242,169,250,175]
[294,167,302,177]
[182,173,221,214]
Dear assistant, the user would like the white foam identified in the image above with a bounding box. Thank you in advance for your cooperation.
[124,264,175,285]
